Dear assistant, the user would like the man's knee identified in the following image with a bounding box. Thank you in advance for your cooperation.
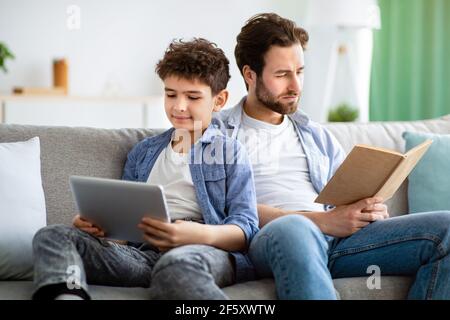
[415,211,450,238]
[426,211,450,225]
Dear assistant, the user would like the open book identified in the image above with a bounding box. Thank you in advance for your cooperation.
[315,139,433,206]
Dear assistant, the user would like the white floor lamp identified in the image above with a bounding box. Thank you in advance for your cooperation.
[305,0,381,122]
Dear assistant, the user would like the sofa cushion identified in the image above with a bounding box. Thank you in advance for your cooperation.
[0,137,46,280]
[332,276,413,300]
[403,131,450,213]
[0,124,164,226]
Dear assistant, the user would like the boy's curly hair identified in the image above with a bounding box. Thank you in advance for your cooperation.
[156,38,231,95]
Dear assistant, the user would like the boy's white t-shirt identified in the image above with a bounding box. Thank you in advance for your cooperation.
[237,111,324,212]
[147,142,203,222]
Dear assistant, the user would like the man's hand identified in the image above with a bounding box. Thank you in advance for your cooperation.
[72,214,105,237]
[138,217,208,252]
[321,197,389,238]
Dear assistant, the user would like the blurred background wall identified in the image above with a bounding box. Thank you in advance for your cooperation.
[1,0,448,127]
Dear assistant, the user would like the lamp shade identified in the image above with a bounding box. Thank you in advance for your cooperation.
[305,0,381,29]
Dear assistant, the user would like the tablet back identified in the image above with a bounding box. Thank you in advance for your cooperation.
[69,175,170,242]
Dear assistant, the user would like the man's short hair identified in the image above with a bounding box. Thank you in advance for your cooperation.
[235,13,309,78]
[156,38,230,95]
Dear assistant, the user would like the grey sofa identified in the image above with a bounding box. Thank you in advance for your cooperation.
[1,114,450,300]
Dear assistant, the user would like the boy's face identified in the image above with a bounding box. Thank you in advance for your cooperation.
[163,76,227,132]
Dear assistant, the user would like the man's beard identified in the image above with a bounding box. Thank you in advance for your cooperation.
[255,78,299,115]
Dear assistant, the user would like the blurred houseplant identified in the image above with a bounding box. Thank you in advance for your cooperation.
[0,42,15,73]
[328,103,359,122]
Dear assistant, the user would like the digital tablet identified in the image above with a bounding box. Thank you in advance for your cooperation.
[69,175,170,242]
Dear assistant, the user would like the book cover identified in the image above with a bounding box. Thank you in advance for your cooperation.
[315,139,433,206]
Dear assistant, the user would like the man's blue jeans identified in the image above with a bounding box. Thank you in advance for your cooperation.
[248,211,450,299]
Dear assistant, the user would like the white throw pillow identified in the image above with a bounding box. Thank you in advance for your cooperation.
[0,137,46,280]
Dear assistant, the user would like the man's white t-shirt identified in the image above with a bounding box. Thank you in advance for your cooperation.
[237,110,324,212]
[147,142,203,222]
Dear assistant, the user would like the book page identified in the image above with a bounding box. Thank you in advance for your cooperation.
[353,144,404,156]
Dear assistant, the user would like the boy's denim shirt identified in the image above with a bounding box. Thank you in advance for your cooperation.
[214,96,346,212]
[121,118,260,282]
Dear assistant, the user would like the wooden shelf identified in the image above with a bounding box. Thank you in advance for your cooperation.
[0,95,159,103]
[0,95,166,127]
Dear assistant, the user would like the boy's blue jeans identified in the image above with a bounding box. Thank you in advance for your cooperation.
[249,211,450,299]
[32,225,234,299]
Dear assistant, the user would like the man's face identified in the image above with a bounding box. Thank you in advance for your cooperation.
[163,76,220,132]
[254,44,305,115]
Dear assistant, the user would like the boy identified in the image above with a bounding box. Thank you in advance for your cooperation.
[32,38,259,300]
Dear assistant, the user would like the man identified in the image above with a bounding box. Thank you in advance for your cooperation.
[216,13,450,299]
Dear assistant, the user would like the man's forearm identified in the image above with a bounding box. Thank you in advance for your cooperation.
[257,204,329,233]
[296,210,330,234]
[257,204,289,227]
[258,200,389,238]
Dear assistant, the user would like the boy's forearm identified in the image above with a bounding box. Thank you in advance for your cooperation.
[202,224,247,252]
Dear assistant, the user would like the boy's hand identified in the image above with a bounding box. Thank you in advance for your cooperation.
[138,217,208,252]
[72,214,105,238]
